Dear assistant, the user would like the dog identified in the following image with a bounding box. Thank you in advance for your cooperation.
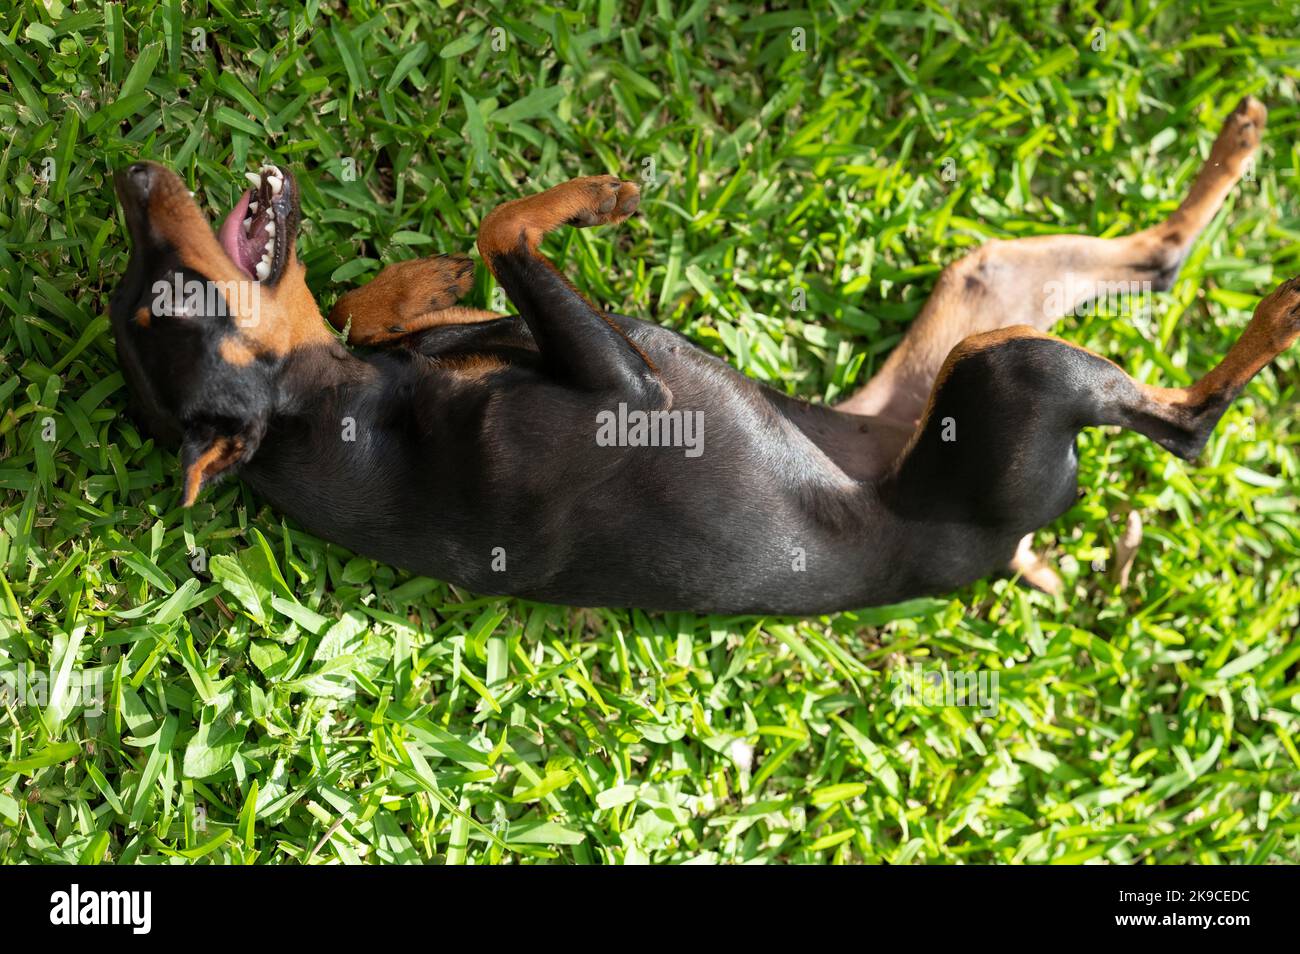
[109,96,1298,614]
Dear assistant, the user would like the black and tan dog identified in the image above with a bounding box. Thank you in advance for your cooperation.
[110,97,1298,614]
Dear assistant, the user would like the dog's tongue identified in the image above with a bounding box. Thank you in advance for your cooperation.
[217,188,255,277]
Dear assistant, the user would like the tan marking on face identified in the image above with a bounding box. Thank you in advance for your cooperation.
[141,163,336,361]
[228,254,337,359]
[182,435,245,506]
[134,306,151,327]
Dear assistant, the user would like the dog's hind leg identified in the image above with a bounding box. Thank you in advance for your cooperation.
[842,95,1265,594]
[882,276,1300,596]
[328,254,503,344]
[838,96,1266,428]
[476,175,662,400]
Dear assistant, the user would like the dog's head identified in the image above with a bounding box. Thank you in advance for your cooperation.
[110,161,335,504]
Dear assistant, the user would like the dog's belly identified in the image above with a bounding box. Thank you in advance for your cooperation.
[250,449,898,614]
[437,325,899,611]
[244,321,979,614]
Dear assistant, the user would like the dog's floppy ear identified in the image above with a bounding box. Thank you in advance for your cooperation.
[180,418,266,506]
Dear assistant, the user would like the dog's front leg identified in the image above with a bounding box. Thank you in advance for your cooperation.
[476,175,663,399]
[327,253,501,344]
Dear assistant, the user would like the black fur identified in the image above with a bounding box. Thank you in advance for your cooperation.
[111,171,1253,615]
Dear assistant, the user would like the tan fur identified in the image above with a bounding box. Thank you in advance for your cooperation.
[1144,275,1300,408]
[475,175,652,370]
[434,351,511,381]
[835,97,1268,589]
[1011,534,1064,596]
[219,337,258,367]
[328,255,498,343]
[838,97,1267,428]
[425,306,504,325]
[182,436,244,506]
[477,175,641,261]
[142,165,336,360]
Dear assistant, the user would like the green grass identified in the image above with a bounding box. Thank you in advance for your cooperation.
[2,0,1299,864]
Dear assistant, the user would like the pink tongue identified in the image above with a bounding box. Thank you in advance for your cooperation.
[217,189,255,277]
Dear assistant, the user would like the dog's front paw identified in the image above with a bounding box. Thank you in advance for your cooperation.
[329,253,476,343]
[560,175,641,228]
[478,174,641,258]
[407,253,475,312]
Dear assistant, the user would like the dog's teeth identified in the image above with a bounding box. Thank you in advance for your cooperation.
[243,216,252,229]
[245,172,263,188]
[255,260,271,280]
[267,174,283,196]
[264,221,275,237]
[249,200,259,215]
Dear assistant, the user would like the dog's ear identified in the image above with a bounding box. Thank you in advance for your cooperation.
[180,418,266,506]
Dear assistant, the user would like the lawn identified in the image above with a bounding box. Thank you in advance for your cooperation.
[1,0,1298,864]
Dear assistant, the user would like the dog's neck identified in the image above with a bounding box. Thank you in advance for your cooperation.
[273,339,372,402]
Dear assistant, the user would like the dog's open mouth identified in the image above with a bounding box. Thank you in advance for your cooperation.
[217,164,295,283]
